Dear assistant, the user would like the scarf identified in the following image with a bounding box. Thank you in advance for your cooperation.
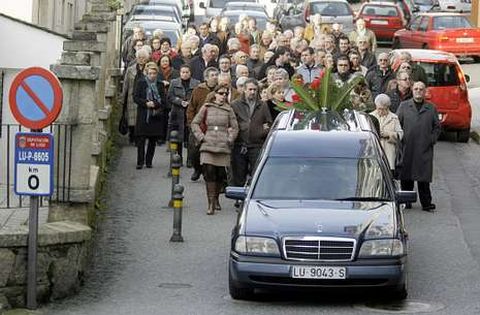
[146,77,161,123]
[160,66,172,81]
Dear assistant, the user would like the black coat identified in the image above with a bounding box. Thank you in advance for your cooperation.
[365,66,395,98]
[167,77,200,141]
[133,78,167,138]
[198,33,221,49]
[189,56,218,82]
[396,99,441,182]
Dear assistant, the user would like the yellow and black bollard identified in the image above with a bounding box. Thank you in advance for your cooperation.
[168,130,179,177]
[168,153,182,207]
[170,184,185,242]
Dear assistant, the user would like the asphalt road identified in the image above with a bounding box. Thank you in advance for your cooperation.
[40,136,480,315]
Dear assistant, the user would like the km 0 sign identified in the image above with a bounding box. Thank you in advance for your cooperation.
[14,132,54,196]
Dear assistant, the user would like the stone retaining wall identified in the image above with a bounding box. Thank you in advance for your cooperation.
[0,221,91,308]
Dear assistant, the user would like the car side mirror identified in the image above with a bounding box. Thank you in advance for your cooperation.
[226,186,247,200]
[465,74,470,83]
[199,2,206,9]
[396,190,417,204]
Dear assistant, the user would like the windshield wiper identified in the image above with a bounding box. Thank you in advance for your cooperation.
[334,197,391,202]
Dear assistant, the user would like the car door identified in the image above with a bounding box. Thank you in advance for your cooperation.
[401,15,421,47]
[414,16,430,48]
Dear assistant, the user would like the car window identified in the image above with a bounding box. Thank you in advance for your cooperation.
[432,16,472,30]
[211,0,255,7]
[310,2,353,16]
[419,62,460,87]
[252,157,390,200]
[362,5,399,16]
[409,15,422,30]
[418,16,429,31]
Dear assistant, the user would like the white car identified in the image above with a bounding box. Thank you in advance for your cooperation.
[436,0,471,12]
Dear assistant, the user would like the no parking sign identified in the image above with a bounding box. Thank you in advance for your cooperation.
[9,67,62,197]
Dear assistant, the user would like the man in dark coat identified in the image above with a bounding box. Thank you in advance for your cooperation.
[257,46,294,80]
[396,81,441,211]
[387,70,413,113]
[230,78,272,188]
[366,53,395,99]
[198,22,221,49]
[189,44,219,82]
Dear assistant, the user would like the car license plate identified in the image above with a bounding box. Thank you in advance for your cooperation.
[291,266,346,279]
[371,20,389,25]
[456,37,474,43]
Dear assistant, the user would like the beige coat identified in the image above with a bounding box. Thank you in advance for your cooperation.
[371,110,403,170]
[121,64,140,126]
[191,102,239,166]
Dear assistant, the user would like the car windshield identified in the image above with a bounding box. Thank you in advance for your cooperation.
[362,5,399,16]
[432,16,472,30]
[414,0,434,5]
[418,62,460,86]
[211,0,255,7]
[310,2,352,16]
[252,157,391,201]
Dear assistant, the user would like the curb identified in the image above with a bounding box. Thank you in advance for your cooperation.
[471,130,480,144]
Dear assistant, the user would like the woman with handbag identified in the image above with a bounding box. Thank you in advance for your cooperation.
[133,62,167,169]
[191,84,239,215]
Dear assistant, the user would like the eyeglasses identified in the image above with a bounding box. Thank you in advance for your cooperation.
[217,91,229,96]
[401,66,411,69]
[378,59,388,62]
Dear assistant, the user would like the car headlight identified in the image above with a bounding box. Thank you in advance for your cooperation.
[365,223,395,239]
[234,236,280,256]
[358,239,404,257]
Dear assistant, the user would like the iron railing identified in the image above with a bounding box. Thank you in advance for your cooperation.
[1,124,73,209]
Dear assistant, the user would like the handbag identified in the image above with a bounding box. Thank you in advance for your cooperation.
[200,107,208,133]
[118,96,129,135]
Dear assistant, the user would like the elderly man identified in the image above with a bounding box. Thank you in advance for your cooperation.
[349,18,377,53]
[388,70,413,113]
[396,81,441,211]
[231,78,272,188]
[398,51,428,85]
[189,44,218,82]
[187,67,219,180]
[247,44,263,72]
[366,52,395,98]
[357,36,377,69]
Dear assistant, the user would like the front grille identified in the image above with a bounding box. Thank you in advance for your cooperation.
[283,237,356,261]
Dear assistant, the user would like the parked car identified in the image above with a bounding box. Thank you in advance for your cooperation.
[392,13,480,62]
[275,0,306,30]
[222,2,269,16]
[220,10,270,30]
[199,0,260,22]
[391,49,472,142]
[123,16,183,46]
[272,0,304,21]
[437,0,471,12]
[357,2,406,42]
[304,0,356,33]
[369,0,415,23]
[127,4,183,24]
[226,109,416,300]
[141,0,195,22]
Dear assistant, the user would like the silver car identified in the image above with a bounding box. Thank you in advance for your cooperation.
[305,0,356,33]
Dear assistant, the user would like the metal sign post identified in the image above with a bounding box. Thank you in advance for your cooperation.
[9,67,62,310]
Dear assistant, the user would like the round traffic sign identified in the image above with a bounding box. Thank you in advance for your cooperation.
[9,67,63,129]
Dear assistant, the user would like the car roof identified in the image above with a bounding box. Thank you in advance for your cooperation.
[392,49,459,63]
[362,2,399,6]
[416,12,468,16]
[269,130,378,158]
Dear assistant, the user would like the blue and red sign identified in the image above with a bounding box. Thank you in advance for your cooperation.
[9,67,63,130]
[14,132,54,196]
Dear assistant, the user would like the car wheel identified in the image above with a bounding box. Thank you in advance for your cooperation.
[457,128,470,143]
[473,56,480,63]
[229,273,254,300]
[392,38,401,49]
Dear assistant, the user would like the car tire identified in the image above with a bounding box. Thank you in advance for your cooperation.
[457,128,470,143]
[392,38,401,49]
[473,56,480,63]
[229,273,254,300]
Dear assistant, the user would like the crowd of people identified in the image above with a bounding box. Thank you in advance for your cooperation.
[120,13,440,214]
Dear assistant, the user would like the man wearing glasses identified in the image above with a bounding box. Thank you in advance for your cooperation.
[365,52,395,98]
[399,51,428,85]
[388,70,413,113]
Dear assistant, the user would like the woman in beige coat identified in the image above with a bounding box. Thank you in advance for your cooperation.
[191,84,239,215]
[370,94,403,172]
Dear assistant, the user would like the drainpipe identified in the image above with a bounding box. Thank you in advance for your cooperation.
[471,0,479,27]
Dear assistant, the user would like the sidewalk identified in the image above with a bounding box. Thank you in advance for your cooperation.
[468,87,480,142]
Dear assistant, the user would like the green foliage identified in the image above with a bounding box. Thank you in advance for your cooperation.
[107,0,123,10]
[280,68,366,113]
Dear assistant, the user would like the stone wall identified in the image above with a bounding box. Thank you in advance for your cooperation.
[0,0,124,309]
[0,221,91,308]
